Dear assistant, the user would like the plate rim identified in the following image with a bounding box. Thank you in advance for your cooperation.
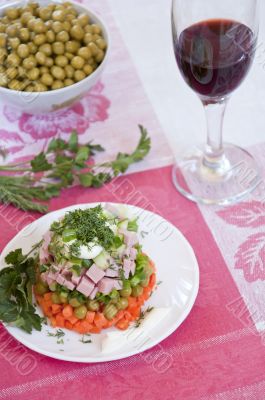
[0,202,200,363]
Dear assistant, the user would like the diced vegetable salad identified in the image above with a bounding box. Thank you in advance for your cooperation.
[35,205,156,333]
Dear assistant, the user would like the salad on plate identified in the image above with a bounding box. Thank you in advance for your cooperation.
[35,204,156,334]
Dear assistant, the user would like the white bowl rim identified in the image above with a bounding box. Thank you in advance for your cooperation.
[0,0,111,97]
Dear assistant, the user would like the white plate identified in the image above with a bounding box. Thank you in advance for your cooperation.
[0,203,199,363]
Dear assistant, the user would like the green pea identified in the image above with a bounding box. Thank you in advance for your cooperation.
[35,281,49,295]
[120,280,132,297]
[130,275,141,287]
[104,304,118,320]
[69,298,82,307]
[144,265,153,278]
[74,305,87,319]
[140,277,150,287]
[51,292,62,304]
[87,299,100,311]
[117,297,128,310]
[132,285,144,297]
[59,292,68,304]
[49,281,57,292]
[109,289,119,301]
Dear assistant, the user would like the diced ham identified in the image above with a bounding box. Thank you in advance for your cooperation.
[119,229,138,247]
[105,265,120,278]
[86,264,105,284]
[71,274,82,286]
[113,280,123,290]
[123,258,132,279]
[123,259,136,278]
[56,274,66,286]
[39,231,52,263]
[46,277,55,286]
[130,247,138,261]
[43,230,51,246]
[97,277,116,295]
[76,277,95,297]
[89,286,98,300]
[40,271,48,282]
[51,264,62,272]
[47,270,59,281]
[130,261,136,276]
[63,280,76,291]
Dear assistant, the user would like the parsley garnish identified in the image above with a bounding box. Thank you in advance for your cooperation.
[0,243,42,333]
[0,126,151,213]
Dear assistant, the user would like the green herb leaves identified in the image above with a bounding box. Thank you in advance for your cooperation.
[0,126,151,214]
[47,329,65,344]
[0,245,42,333]
[53,205,115,250]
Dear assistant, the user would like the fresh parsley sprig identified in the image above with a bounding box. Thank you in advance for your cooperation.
[0,244,42,333]
[0,125,151,213]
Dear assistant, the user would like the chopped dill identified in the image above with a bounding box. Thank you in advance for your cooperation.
[135,306,154,328]
[47,329,65,344]
[51,206,115,250]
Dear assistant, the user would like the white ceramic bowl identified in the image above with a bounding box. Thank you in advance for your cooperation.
[0,0,110,114]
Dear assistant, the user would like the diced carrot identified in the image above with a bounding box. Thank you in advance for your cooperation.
[90,326,101,334]
[43,292,52,301]
[42,305,52,317]
[67,315,79,325]
[62,305,73,319]
[109,315,120,326]
[51,304,62,314]
[50,317,57,328]
[75,325,87,334]
[128,306,140,319]
[86,311,95,324]
[116,310,124,321]
[116,318,129,330]
[94,313,108,328]
[128,297,137,307]
[65,321,73,330]
[104,320,113,328]
[137,294,145,306]
[143,287,152,300]
[73,321,83,333]
[55,313,65,328]
[80,320,93,332]
[149,273,156,288]
[123,311,133,322]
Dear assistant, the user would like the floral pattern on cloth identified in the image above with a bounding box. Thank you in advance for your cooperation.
[217,201,265,283]
[3,81,110,138]
[1,82,110,163]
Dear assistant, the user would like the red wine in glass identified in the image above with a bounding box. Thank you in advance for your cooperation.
[174,19,256,99]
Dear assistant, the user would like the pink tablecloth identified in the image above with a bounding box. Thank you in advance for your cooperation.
[1,1,265,399]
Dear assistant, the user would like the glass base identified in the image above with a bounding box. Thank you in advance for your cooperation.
[172,143,261,206]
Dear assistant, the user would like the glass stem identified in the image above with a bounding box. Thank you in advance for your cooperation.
[202,98,228,170]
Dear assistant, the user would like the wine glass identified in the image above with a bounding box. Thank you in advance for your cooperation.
[171,0,260,205]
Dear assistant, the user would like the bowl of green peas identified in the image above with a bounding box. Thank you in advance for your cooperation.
[0,0,110,113]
